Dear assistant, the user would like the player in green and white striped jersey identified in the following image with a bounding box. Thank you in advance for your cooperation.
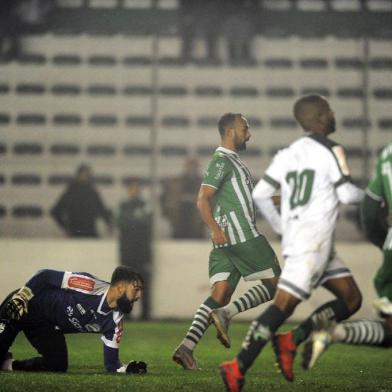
[302,141,392,370]
[172,113,281,370]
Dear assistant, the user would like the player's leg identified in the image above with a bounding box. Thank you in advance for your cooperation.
[12,323,68,372]
[292,275,361,350]
[303,250,392,369]
[173,248,240,370]
[269,252,328,381]
[374,249,392,305]
[211,236,281,348]
[303,317,392,371]
[220,289,299,390]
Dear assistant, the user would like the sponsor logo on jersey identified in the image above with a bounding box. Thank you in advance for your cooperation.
[85,323,101,332]
[214,162,225,180]
[76,304,86,315]
[68,276,95,292]
[0,322,5,334]
[68,317,83,331]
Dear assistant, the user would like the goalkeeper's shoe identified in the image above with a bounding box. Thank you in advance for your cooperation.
[172,344,198,370]
[272,330,297,382]
[1,352,13,371]
[210,308,231,348]
[219,358,244,392]
[302,329,332,370]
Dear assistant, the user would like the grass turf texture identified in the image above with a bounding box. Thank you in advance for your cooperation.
[1,321,391,392]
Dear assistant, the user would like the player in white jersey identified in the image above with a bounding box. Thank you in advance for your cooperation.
[220,95,364,391]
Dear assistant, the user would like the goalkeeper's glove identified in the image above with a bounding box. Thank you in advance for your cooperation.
[117,361,148,374]
[5,287,34,320]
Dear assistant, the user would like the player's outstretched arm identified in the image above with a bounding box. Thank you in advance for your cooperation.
[253,178,282,235]
[336,182,364,205]
[103,345,147,374]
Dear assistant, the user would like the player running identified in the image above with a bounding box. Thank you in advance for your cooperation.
[303,140,392,369]
[220,95,364,391]
[0,266,147,374]
[173,113,281,370]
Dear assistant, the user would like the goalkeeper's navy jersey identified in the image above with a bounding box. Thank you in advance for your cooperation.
[26,270,123,350]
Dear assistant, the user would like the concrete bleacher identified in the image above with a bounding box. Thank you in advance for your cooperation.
[0,31,391,238]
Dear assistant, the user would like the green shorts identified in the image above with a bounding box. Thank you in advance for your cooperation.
[374,249,392,301]
[209,235,281,288]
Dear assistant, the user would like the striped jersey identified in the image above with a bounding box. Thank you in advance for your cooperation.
[367,140,392,215]
[263,133,352,256]
[367,140,392,250]
[202,146,259,247]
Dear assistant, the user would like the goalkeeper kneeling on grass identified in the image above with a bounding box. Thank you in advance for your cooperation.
[0,266,147,374]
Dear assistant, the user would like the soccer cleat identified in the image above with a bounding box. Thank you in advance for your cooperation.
[219,358,244,392]
[172,344,198,370]
[210,308,231,348]
[302,329,332,370]
[272,331,297,382]
[373,297,392,317]
[1,352,13,371]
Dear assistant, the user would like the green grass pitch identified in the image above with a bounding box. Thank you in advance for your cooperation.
[1,321,391,392]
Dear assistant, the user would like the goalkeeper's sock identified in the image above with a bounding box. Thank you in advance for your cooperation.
[224,281,275,319]
[237,304,286,374]
[182,297,220,351]
[332,320,389,346]
[293,299,350,345]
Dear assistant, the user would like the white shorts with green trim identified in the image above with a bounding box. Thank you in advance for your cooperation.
[278,251,352,301]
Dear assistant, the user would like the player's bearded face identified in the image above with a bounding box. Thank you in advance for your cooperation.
[327,117,336,134]
[236,136,247,151]
[117,292,134,314]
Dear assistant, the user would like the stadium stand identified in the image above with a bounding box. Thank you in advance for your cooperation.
[0,0,391,238]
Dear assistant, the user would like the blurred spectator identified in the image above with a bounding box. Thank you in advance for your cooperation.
[161,157,205,239]
[116,178,152,320]
[51,164,112,238]
[178,0,222,65]
[0,0,54,61]
[0,1,23,61]
[223,0,258,65]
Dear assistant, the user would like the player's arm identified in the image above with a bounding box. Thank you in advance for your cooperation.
[336,181,364,204]
[5,269,65,320]
[103,345,122,372]
[102,319,147,374]
[252,177,282,235]
[361,192,388,249]
[330,145,364,204]
[197,185,227,245]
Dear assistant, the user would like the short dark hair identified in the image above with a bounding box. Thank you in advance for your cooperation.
[293,94,325,123]
[110,266,144,285]
[218,113,241,137]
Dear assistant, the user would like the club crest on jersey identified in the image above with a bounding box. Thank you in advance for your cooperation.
[68,276,95,292]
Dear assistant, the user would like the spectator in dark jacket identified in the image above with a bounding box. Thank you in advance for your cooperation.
[116,178,152,320]
[51,164,112,238]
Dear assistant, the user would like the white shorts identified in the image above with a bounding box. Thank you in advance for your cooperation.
[277,251,352,301]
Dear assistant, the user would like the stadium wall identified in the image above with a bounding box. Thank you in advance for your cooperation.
[0,239,380,321]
